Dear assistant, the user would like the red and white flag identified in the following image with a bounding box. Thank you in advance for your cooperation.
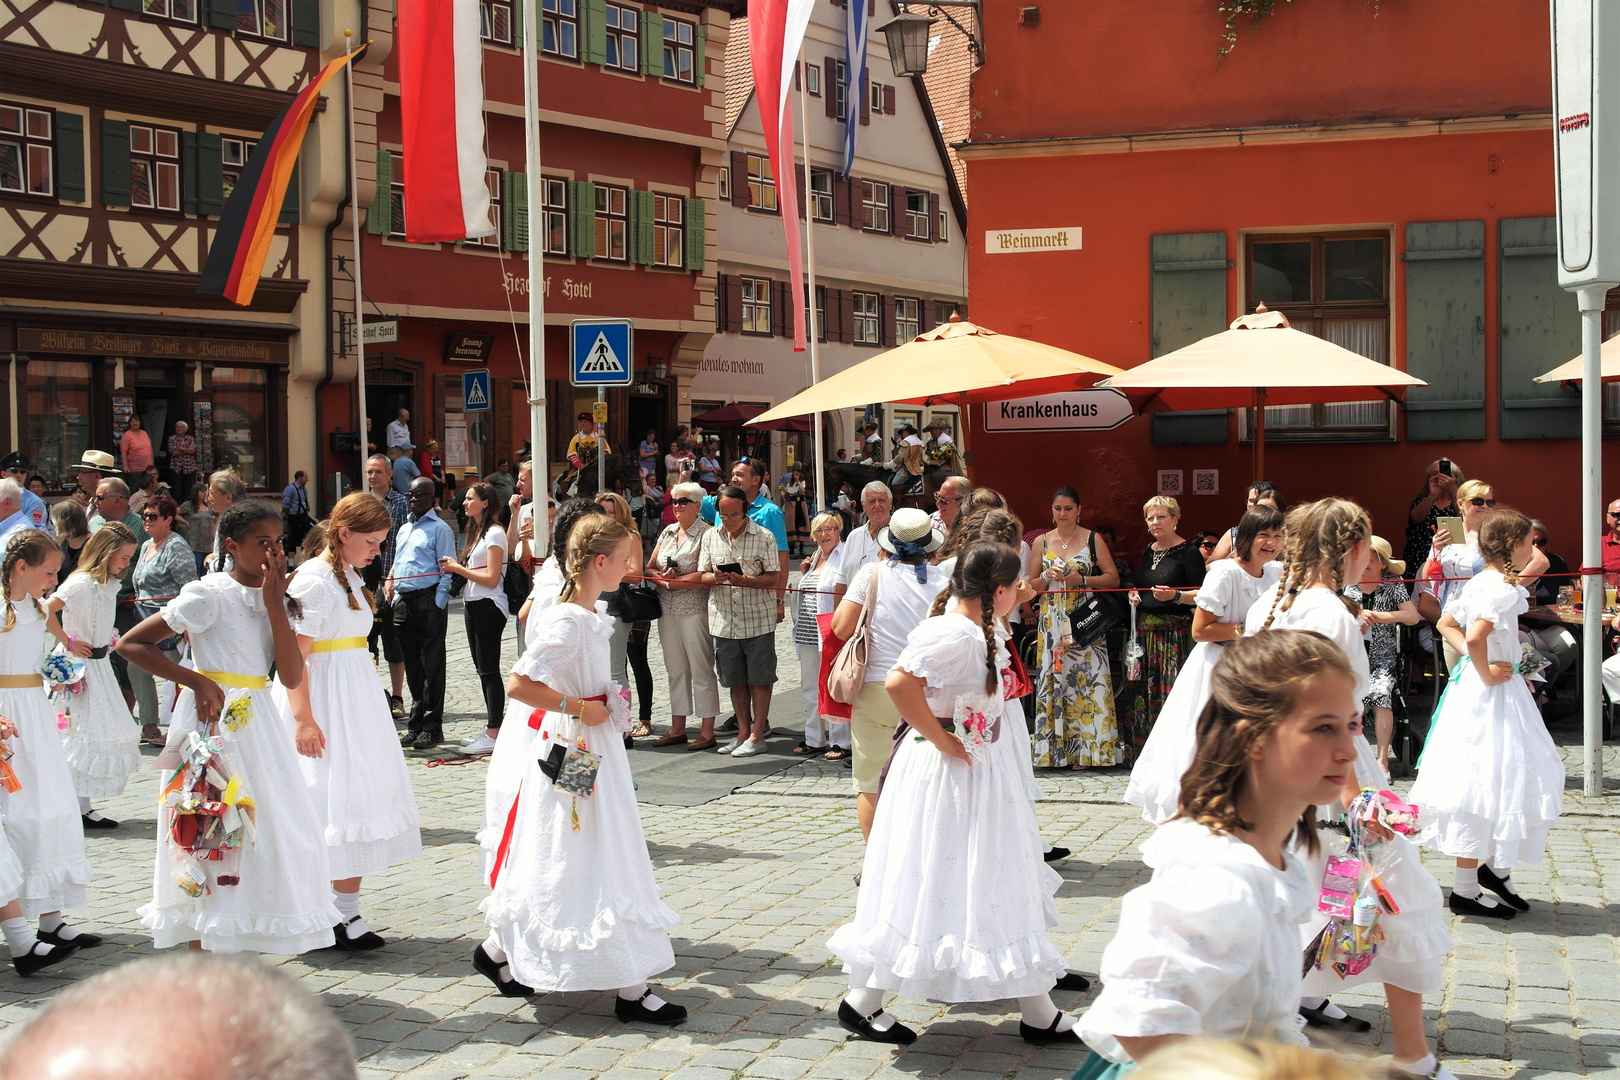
[750,0,815,350]
[397,0,493,242]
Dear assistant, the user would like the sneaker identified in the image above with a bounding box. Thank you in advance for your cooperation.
[717,740,742,754]
[461,733,497,755]
[730,739,763,757]
[719,715,738,733]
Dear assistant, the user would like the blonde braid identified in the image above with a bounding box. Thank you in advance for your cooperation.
[0,549,16,634]
[928,584,952,618]
[324,548,363,611]
[979,593,998,695]
[1502,554,1519,587]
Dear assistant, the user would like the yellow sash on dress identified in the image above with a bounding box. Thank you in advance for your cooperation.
[310,637,368,654]
[0,674,42,688]
[197,670,269,690]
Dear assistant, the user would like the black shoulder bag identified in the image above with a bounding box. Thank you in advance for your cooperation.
[1067,531,1127,648]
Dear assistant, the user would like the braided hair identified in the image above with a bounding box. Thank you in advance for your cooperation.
[0,529,55,632]
[1477,507,1532,586]
[1259,498,1369,631]
[941,541,1020,695]
[558,515,634,604]
[217,500,302,620]
[550,498,606,566]
[322,492,393,610]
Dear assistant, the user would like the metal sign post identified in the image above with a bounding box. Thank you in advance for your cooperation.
[570,319,633,496]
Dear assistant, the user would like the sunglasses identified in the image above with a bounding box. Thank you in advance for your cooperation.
[670,498,696,507]
[1466,497,1496,508]
[1532,537,1548,547]
[1199,541,1216,549]
[140,511,162,520]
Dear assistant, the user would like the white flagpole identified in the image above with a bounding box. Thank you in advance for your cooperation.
[344,30,367,495]
[522,0,549,556]
[797,53,825,518]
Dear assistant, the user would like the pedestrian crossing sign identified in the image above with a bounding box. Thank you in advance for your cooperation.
[462,368,491,411]
[569,318,634,386]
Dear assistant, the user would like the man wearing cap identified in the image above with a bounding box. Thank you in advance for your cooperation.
[0,452,52,536]
[698,486,782,757]
[560,413,609,496]
[390,443,419,495]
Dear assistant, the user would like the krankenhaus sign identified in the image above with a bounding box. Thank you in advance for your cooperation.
[984,227,1082,255]
[983,389,1133,432]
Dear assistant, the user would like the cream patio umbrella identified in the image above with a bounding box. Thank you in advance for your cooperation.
[1534,330,1620,384]
[1097,306,1428,479]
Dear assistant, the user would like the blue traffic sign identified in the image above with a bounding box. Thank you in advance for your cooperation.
[570,318,634,386]
[462,368,491,412]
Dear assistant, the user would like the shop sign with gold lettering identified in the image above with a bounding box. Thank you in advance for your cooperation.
[445,333,496,364]
[18,329,288,364]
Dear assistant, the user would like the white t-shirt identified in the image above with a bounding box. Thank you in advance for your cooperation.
[843,559,949,684]
[464,524,509,616]
[838,523,885,589]
[1244,584,1370,703]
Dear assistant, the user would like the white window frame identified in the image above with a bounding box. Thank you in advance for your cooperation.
[463,168,501,249]
[594,183,628,261]
[129,122,182,213]
[237,0,288,41]
[833,59,847,120]
[861,179,888,233]
[143,0,199,23]
[808,167,834,223]
[805,62,821,97]
[480,0,514,45]
[746,153,777,213]
[741,276,772,335]
[853,291,879,345]
[662,17,695,83]
[604,3,639,71]
[717,164,730,202]
[542,0,579,59]
[221,136,257,202]
[895,296,919,342]
[541,176,569,256]
[652,192,683,268]
[905,190,930,240]
[0,104,54,198]
[387,149,406,238]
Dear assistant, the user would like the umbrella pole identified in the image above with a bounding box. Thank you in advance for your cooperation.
[1253,388,1266,481]
[958,391,970,483]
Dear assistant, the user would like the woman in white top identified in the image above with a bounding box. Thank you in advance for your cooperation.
[644,483,719,750]
[792,513,846,758]
[831,508,947,841]
[1126,506,1282,825]
[1078,631,1357,1077]
[441,483,507,755]
[1421,479,1545,669]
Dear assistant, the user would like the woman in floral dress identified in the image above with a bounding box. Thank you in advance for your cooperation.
[1027,487,1119,769]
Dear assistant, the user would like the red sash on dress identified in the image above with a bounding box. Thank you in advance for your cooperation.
[488,694,609,889]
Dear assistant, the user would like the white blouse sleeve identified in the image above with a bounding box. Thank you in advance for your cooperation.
[55,572,92,608]
[286,568,335,640]
[510,609,581,687]
[1079,863,1266,1041]
[161,579,219,635]
[894,621,984,688]
[1194,561,1235,618]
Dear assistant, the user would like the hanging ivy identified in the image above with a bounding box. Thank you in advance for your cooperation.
[1217,0,1382,60]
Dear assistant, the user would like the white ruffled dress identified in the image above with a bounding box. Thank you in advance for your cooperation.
[1079,820,1316,1064]
[0,818,23,905]
[55,573,142,798]
[1245,586,1455,995]
[1408,570,1564,868]
[827,613,1067,1002]
[0,601,90,917]
[285,559,423,879]
[140,576,338,954]
[1126,559,1279,824]
[481,601,678,992]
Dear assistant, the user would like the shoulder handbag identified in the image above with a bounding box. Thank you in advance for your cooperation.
[617,580,663,623]
[1066,532,1126,648]
[503,558,533,612]
[827,568,879,705]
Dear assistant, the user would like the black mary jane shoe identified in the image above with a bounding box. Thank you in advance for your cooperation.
[1449,891,1516,920]
[330,916,386,952]
[1043,846,1072,863]
[37,927,103,949]
[837,999,917,1045]
[1054,971,1091,993]
[614,988,687,1025]
[472,945,535,998]
[1019,1012,1082,1046]
[1478,865,1531,911]
[12,941,76,977]
[1298,999,1372,1033]
[81,814,119,830]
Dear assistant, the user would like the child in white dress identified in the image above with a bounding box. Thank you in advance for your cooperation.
[118,502,338,954]
[1127,507,1283,824]
[477,515,684,1025]
[1248,498,1457,1080]
[829,543,1075,1046]
[0,529,101,957]
[1409,508,1563,917]
[50,522,140,827]
[284,492,424,950]
[1077,631,1359,1077]
[0,712,81,975]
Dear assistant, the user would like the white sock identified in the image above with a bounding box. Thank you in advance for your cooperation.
[333,891,370,938]
[1486,866,1521,896]
[78,797,91,815]
[1393,1053,1438,1077]
[2,917,33,958]
[482,934,514,983]
[1042,841,1054,854]
[38,913,79,940]
[845,987,894,1032]
[1300,996,1326,1009]
[1454,867,1496,906]
[618,982,668,1010]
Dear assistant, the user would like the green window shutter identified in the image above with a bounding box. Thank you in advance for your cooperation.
[512,0,523,47]
[55,111,84,202]
[684,197,704,271]
[290,0,321,47]
[366,150,391,235]
[503,170,528,252]
[1498,216,1581,439]
[1402,220,1485,442]
[196,132,224,215]
[569,180,596,258]
[1149,231,1230,445]
[629,189,653,265]
[694,23,707,87]
[182,131,200,215]
[100,119,130,208]
[641,11,663,76]
[206,0,236,29]
[581,0,607,65]
[278,159,300,224]
[108,0,140,11]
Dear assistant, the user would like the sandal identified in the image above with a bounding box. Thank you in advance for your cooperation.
[793,741,826,756]
[823,747,849,761]
[630,721,654,739]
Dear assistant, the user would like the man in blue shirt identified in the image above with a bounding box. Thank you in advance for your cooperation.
[0,453,51,536]
[0,479,31,549]
[387,477,456,748]
[701,457,789,622]
[390,443,419,495]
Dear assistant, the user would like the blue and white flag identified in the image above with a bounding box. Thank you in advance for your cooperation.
[841,0,867,178]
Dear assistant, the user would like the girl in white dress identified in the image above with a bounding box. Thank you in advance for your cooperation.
[829,542,1075,1047]
[1409,508,1563,917]
[1248,498,1457,1080]
[284,492,424,950]
[1126,507,1283,824]
[0,714,77,977]
[0,529,101,956]
[1076,631,1358,1078]
[50,522,140,826]
[476,515,684,1024]
[118,502,338,954]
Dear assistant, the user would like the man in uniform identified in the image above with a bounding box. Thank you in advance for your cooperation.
[0,452,53,535]
[560,412,610,497]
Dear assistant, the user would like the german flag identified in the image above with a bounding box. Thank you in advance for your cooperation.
[200,47,367,306]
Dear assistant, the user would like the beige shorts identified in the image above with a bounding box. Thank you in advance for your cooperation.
[850,680,901,794]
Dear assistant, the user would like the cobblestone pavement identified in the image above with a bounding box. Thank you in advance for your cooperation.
[3,607,1620,1080]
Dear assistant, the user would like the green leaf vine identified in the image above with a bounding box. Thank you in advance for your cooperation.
[1218,0,1383,60]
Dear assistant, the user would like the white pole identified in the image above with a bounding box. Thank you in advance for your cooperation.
[522,0,549,556]
[797,54,825,518]
[344,31,366,495]
[1578,284,1606,796]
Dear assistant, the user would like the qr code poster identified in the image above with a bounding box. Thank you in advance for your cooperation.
[1157,470,1183,496]
[1193,469,1219,496]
